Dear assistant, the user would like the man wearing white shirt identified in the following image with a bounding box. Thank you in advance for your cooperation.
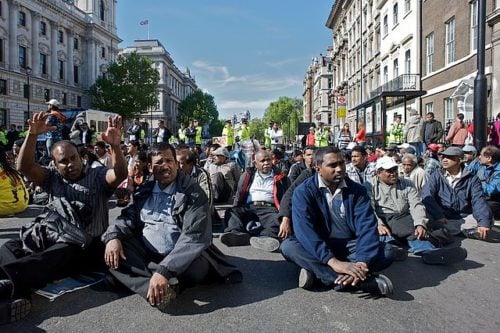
[153,120,172,144]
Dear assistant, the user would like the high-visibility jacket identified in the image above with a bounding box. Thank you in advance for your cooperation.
[178,128,186,142]
[314,128,329,147]
[195,126,202,145]
[0,130,7,146]
[388,123,405,144]
[222,125,234,146]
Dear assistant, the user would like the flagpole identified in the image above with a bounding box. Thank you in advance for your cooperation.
[148,23,150,39]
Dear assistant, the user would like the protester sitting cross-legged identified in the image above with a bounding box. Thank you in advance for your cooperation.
[221,149,290,252]
[101,143,241,312]
[372,156,467,265]
[0,113,127,325]
[422,146,497,242]
[280,147,395,296]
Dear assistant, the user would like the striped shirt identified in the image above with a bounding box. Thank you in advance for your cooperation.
[43,164,114,237]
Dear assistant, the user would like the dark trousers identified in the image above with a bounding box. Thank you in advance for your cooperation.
[487,198,500,220]
[0,238,105,298]
[280,236,394,286]
[211,172,232,203]
[109,237,210,299]
[224,205,279,238]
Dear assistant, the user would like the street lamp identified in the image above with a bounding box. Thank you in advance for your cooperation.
[25,66,32,122]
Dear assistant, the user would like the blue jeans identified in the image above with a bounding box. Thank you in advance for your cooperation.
[379,235,435,254]
[280,236,394,287]
[409,142,424,156]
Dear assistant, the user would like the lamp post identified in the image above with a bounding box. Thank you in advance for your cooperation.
[25,66,32,122]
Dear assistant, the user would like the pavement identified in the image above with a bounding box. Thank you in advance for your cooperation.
[1,203,500,333]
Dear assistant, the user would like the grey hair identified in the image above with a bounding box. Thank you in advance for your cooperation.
[403,153,418,165]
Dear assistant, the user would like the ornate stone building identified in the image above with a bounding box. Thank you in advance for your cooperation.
[119,39,198,132]
[0,0,120,127]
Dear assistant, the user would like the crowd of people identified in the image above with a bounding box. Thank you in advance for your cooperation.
[0,109,498,325]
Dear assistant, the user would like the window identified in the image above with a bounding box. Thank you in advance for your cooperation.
[393,59,399,78]
[0,2,2,17]
[426,33,434,74]
[0,79,6,95]
[383,15,388,36]
[425,102,433,114]
[44,88,50,101]
[383,65,388,84]
[40,21,47,36]
[74,65,79,84]
[40,53,47,74]
[99,0,105,21]
[101,47,106,58]
[404,0,411,14]
[58,60,64,80]
[0,109,6,127]
[0,39,3,63]
[23,84,29,98]
[393,3,399,26]
[18,11,26,27]
[74,38,79,50]
[58,30,64,43]
[471,0,478,51]
[405,50,411,74]
[444,98,454,121]
[62,92,67,105]
[77,96,82,107]
[445,17,456,64]
[18,46,27,68]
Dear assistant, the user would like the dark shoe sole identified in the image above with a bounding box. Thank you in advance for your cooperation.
[298,268,314,289]
[220,232,251,247]
[155,286,178,313]
[249,236,280,252]
[0,298,31,325]
[422,247,468,265]
[358,274,394,296]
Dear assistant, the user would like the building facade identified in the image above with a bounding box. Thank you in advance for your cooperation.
[0,0,120,128]
[422,0,494,127]
[119,39,197,132]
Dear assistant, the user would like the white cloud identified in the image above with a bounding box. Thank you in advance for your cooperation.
[219,99,272,110]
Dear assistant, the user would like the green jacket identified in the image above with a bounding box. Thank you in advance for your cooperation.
[314,128,329,147]
[222,125,234,146]
[195,126,202,145]
[388,123,405,145]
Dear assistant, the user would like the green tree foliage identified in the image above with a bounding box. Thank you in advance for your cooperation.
[178,89,220,136]
[248,118,266,142]
[89,52,160,120]
[263,97,303,142]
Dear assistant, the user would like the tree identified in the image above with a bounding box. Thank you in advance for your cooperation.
[263,97,303,142]
[178,89,220,136]
[89,52,160,120]
[248,118,266,142]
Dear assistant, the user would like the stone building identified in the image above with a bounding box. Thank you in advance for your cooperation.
[0,0,120,127]
[119,39,197,132]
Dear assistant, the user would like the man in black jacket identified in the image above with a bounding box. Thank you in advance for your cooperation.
[102,143,241,312]
[421,112,444,146]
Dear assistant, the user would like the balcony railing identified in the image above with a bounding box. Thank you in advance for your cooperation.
[370,74,420,98]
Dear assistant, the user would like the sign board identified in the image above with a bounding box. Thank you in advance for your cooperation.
[337,95,347,118]
[212,136,227,147]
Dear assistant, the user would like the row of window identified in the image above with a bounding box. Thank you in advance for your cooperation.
[0,78,82,107]
[425,1,478,75]
[382,0,412,37]
[17,45,80,83]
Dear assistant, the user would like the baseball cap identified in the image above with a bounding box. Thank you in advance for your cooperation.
[46,99,60,107]
[212,147,229,158]
[397,143,410,149]
[439,146,464,158]
[462,145,477,154]
[376,156,398,170]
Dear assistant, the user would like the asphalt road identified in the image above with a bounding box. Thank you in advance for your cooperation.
[1,204,499,333]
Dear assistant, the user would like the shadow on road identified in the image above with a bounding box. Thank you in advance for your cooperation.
[164,256,298,315]
[383,256,484,301]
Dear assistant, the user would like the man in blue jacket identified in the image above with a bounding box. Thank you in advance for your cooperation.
[422,146,494,241]
[280,147,394,296]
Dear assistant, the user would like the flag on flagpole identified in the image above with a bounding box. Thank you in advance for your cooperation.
[139,20,149,26]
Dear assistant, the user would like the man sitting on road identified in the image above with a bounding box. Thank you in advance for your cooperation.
[401,153,427,194]
[345,145,377,192]
[372,156,467,265]
[221,149,290,252]
[206,147,241,204]
[287,146,316,184]
[102,143,241,312]
[422,146,496,242]
[280,147,395,296]
[467,145,500,220]
[0,113,127,325]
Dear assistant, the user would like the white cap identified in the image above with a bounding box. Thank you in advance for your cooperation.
[397,143,410,149]
[46,99,60,107]
[376,156,398,170]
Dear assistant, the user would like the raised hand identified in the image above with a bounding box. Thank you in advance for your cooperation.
[27,112,53,135]
[101,115,123,146]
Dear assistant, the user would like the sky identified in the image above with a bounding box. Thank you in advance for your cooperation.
[117,0,334,120]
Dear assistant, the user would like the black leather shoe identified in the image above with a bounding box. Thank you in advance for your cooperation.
[463,229,500,243]
[220,232,251,247]
[422,247,468,265]
[0,280,13,299]
[358,274,394,296]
